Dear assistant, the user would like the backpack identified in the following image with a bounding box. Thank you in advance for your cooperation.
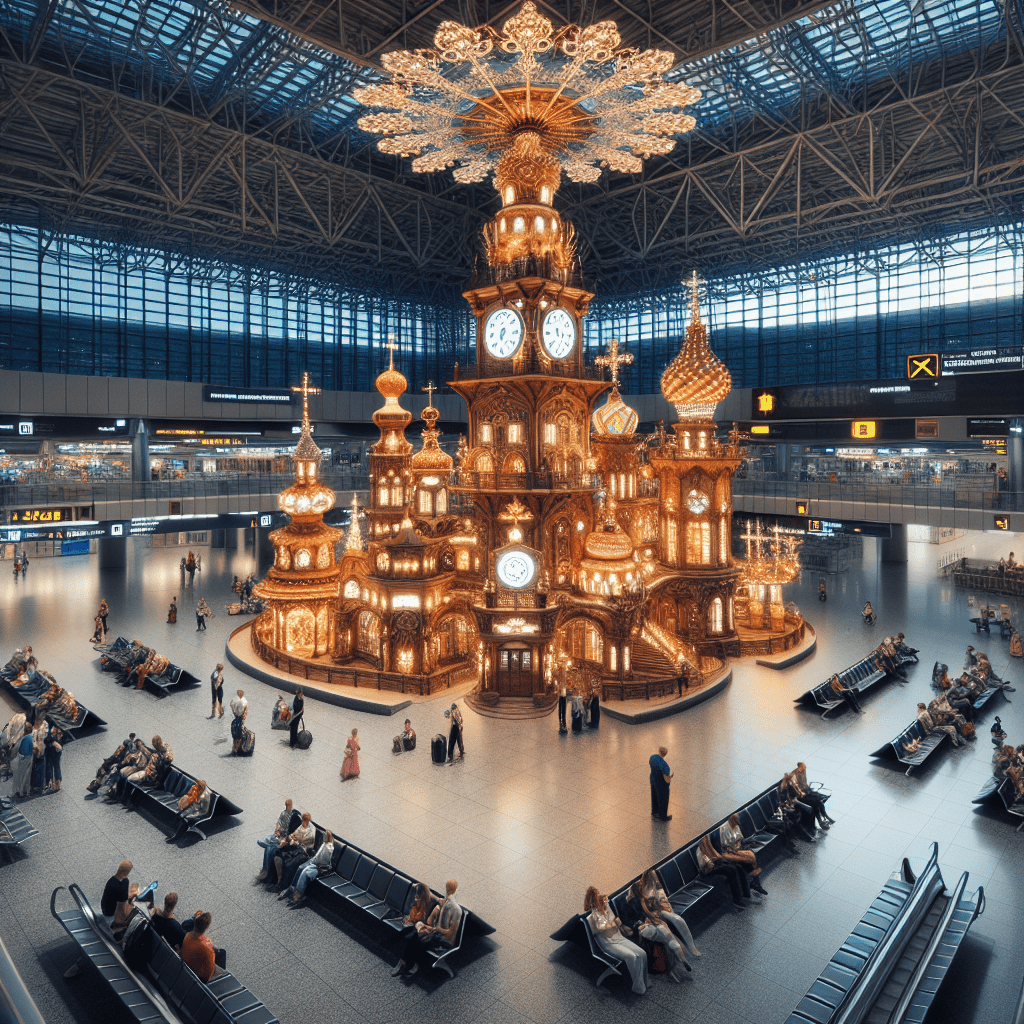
[121,911,153,970]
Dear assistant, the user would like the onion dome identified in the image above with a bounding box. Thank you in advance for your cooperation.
[660,272,732,421]
[591,386,638,436]
[279,372,336,517]
[412,434,454,472]
[372,344,412,431]
[580,507,639,595]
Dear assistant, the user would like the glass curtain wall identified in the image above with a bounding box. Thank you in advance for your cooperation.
[585,223,1024,391]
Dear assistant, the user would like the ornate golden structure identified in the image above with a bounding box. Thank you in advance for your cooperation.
[251,5,805,705]
[253,374,343,658]
[735,519,803,632]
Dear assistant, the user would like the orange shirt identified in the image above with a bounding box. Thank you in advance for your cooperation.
[181,932,215,980]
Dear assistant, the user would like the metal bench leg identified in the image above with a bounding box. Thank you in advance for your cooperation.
[433,960,455,979]
[595,966,618,988]
[905,765,915,776]
[187,825,207,841]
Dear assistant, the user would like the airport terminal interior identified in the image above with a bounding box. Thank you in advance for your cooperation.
[1,0,1024,1022]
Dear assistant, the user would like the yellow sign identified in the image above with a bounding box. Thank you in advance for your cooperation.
[852,420,877,439]
[750,425,770,435]
[756,392,775,414]
[796,502,808,515]
[994,516,1010,531]
[907,353,939,379]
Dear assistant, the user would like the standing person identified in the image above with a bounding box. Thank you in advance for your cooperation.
[558,686,568,735]
[863,601,876,625]
[288,689,304,748]
[341,728,360,779]
[230,690,253,755]
[180,557,186,588]
[167,597,177,624]
[98,599,109,634]
[20,554,27,577]
[12,723,33,798]
[30,719,48,792]
[196,597,212,631]
[209,664,224,719]
[43,725,64,793]
[90,614,105,644]
[446,702,464,761]
[819,578,827,601]
[195,553,202,574]
[649,745,672,821]
[186,552,196,585]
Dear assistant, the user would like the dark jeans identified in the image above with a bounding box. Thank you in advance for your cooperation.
[558,696,567,732]
[650,778,669,817]
[448,724,463,759]
[703,863,749,904]
[289,713,304,747]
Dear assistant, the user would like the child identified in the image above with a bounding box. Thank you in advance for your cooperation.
[992,716,1007,747]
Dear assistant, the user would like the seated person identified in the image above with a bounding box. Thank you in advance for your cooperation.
[170,780,212,839]
[126,735,173,788]
[639,869,700,959]
[1007,764,1024,805]
[256,800,300,881]
[993,745,1016,781]
[893,631,918,660]
[928,696,970,738]
[101,860,154,937]
[392,719,416,753]
[991,717,1007,746]
[863,601,876,623]
[829,675,863,713]
[286,831,335,904]
[86,733,141,792]
[621,880,689,981]
[944,683,976,722]
[792,763,835,827]
[583,886,648,995]
[696,835,751,909]
[109,741,153,800]
[271,695,291,729]
[273,812,315,887]
[150,892,186,950]
[917,702,963,747]
[780,772,819,835]
[391,883,440,976]
[718,814,768,894]
[181,911,226,979]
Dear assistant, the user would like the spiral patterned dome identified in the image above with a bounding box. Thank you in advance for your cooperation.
[591,386,638,436]
[660,277,731,421]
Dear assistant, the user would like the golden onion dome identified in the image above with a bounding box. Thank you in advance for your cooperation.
[375,364,408,399]
[412,434,454,472]
[279,481,336,517]
[660,276,731,421]
[583,514,635,561]
[591,386,638,436]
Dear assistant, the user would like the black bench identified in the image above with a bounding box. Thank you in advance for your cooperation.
[785,842,983,1024]
[94,638,200,697]
[796,648,915,718]
[0,797,39,862]
[50,884,179,1023]
[871,720,952,775]
[973,775,1024,831]
[148,933,277,1024]
[305,823,494,978]
[123,767,243,841]
[551,777,826,987]
[0,668,106,738]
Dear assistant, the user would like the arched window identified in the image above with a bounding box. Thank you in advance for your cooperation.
[719,516,729,562]
[503,453,526,475]
[437,489,447,514]
[478,422,492,443]
[418,489,432,514]
[709,597,723,634]
[391,481,403,505]
[475,453,494,474]
[504,186,514,205]
[357,611,380,656]
[343,579,360,598]
[685,521,711,564]
[513,216,525,233]
[534,215,545,233]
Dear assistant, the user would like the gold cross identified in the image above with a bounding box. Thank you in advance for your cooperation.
[686,270,705,322]
[594,337,634,387]
[290,371,321,425]
[384,333,399,369]
[422,380,436,405]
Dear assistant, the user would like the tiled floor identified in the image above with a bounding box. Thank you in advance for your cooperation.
[1,531,1022,1024]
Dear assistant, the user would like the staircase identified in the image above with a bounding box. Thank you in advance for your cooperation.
[464,693,558,720]
[630,636,678,678]
[640,622,691,673]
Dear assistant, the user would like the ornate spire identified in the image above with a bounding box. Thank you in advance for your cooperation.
[660,271,732,422]
[290,372,323,472]
[593,337,638,435]
[345,493,363,551]
[412,379,454,473]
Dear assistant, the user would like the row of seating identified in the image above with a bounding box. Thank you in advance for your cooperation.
[872,685,1006,774]
[50,883,276,1024]
[94,637,200,697]
[302,819,494,978]
[796,647,916,718]
[786,842,983,1024]
[973,776,1024,831]
[0,667,106,738]
[122,767,242,842]
[550,778,809,986]
[0,797,39,862]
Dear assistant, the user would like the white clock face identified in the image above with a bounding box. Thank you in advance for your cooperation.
[687,490,709,515]
[496,550,536,589]
[541,308,576,359]
[484,308,525,359]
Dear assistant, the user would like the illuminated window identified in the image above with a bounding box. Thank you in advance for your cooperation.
[437,489,447,513]
[719,517,728,562]
[610,645,617,671]
[513,217,525,233]
[475,453,494,474]
[317,544,330,569]
[534,215,544,233]
[541,186,551,203]
[294,548,311,569]
[665,520,678,563]
[685,522,711,564]
[478,422,492,443]
[543,423,556,445]
[343,579,359,598]
[418,489,431,514]
[709,597,723,634]
[507,422,522,443]
[391,481,402,504]
[457,549,470,571]
[504,186,514,204]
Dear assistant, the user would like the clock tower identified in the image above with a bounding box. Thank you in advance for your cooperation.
[452,134,607,700]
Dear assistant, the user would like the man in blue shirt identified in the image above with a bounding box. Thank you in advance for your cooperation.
[649,746,673,821]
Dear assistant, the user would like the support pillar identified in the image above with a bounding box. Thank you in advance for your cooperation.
[229,528,245,550]
[131,420,150,481]
[256,527,276,573]
[1007,425,1022,494]
[775,443,790,477]
[881,523,908,563]
[98,536,127,569]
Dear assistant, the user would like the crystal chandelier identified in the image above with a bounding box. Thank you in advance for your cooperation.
[353,2,701,189]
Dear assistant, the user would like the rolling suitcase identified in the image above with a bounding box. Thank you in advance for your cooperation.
[431,733,447,764]
[296,730,313,749]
